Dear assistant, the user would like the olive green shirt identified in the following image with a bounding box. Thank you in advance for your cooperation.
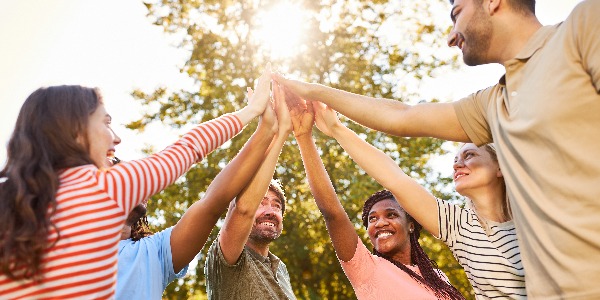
[205,238,296,300]
[453,1,600,298]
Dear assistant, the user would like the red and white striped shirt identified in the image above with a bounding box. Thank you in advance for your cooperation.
[0,114,242,299]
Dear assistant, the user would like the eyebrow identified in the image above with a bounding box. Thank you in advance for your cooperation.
[369,208,399,216]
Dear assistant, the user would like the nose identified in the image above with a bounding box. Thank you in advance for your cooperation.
[111,128,121,145]
[447,28,459,47]
[453,158,464,171]
[374,217,389,228]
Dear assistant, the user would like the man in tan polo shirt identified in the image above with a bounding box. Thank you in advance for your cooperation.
[273,0,600,298]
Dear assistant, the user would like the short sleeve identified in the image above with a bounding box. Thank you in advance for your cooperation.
[572,0,600,91]
[339,237,376,284]
[435,199,465,248]
[452,90,494,146]
[152,227,189,287]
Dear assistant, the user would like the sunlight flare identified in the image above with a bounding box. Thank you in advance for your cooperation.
[254,2,308,59]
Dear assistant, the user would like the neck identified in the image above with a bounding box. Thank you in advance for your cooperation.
[385,245,412,266]
[246,240,270,257]
[495,14,542,64]
[464,183,508,223]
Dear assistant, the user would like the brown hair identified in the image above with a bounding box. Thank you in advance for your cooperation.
[362,190,465,300]
[449,0,535,14]
[0,85,101,280]
[268,178,286,214]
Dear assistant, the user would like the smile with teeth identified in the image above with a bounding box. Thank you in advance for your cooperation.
[377,231,393,238]
[259,221,276,227]
[455,173,467,180]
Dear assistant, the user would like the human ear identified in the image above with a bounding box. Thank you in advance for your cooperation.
[488,0,501,15]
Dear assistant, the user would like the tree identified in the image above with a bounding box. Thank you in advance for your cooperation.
[129,0,473,298]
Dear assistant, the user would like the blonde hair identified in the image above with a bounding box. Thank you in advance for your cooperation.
[462,143,512,234]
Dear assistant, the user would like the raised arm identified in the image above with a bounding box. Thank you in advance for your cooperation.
[272,73,469,142]
[218,82,292,265]
[169,87,278,272]
[101,65,272,216]
[287,92,359,262]
[313,102,440,236]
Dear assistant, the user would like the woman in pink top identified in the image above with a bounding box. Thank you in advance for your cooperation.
[287,92,464,300]
[0,66,272,299]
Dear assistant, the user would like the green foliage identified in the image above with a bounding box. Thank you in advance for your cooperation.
[131,0,473,299]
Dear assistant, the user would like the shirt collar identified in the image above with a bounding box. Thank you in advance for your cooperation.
[498,24,560,85]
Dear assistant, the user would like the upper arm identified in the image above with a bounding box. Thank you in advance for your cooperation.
[218,200,257,265]
[574,1,600,91]
[101,115,243,215]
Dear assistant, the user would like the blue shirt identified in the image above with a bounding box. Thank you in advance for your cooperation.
[116,227,189,300]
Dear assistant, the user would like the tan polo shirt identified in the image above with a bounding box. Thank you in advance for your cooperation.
[453,1,600,298]
[204,238,296,300]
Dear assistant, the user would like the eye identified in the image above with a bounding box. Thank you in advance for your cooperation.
[368,216,377,223]
[387,212,398,218]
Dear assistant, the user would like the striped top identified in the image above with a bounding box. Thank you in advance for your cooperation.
[436,199,526,299]
[0,114,242,300]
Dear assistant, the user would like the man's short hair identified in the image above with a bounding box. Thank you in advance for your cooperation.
[448,0,535,14]
[268,179,286,214]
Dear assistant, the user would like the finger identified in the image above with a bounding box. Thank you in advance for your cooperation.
[247,87,254,100]
[307,100,315,115]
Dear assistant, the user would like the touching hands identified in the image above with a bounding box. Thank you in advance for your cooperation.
[271,72,313,100]
[251,87,278,134]
[272,81,293,136]
[247,63,272,118]
[284,88,315,138]
[313,101,343,137]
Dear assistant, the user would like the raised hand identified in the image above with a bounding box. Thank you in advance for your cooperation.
[272,81,293,136]
[284,88,315,138]
[271,72,313,100]
[252,87,278,134]
[247,63,272,116]
[313,101,343,137]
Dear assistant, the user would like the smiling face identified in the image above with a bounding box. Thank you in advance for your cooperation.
[85,104,121,168]
[448,0,493,66]
[366,199,414,260]
[248,190,284,244]
[453,143,502,196]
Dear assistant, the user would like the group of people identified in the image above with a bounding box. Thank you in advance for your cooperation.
[1,0,598,299]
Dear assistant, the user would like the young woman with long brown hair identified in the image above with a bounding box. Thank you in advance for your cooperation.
[0,66,272,299]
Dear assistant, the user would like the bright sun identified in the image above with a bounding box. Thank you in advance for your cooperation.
[254,2,308,59]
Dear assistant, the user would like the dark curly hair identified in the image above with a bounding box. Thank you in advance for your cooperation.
[362,190,465,300]
[112,158,153,242]
[0,85,101,280]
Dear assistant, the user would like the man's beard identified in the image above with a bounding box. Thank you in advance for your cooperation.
[462,6,493,66]
[248,216,282,245]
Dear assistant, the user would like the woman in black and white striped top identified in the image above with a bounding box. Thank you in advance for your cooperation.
[310,101,525,299]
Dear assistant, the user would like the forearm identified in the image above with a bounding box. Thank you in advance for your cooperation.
[296,133,358,261]
[296,134,346,219]
[218,132,288,264]
[201,123,275,216]
[232,132,287,214]
[170,123,275,271]
[331,125,440,234]
[332,125,407,190]
[306,84,469,141]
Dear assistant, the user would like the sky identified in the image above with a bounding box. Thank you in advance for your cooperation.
[0,0,585,169]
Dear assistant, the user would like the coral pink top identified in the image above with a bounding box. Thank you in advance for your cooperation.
[0,114,242,300]
[340,237,451,300]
